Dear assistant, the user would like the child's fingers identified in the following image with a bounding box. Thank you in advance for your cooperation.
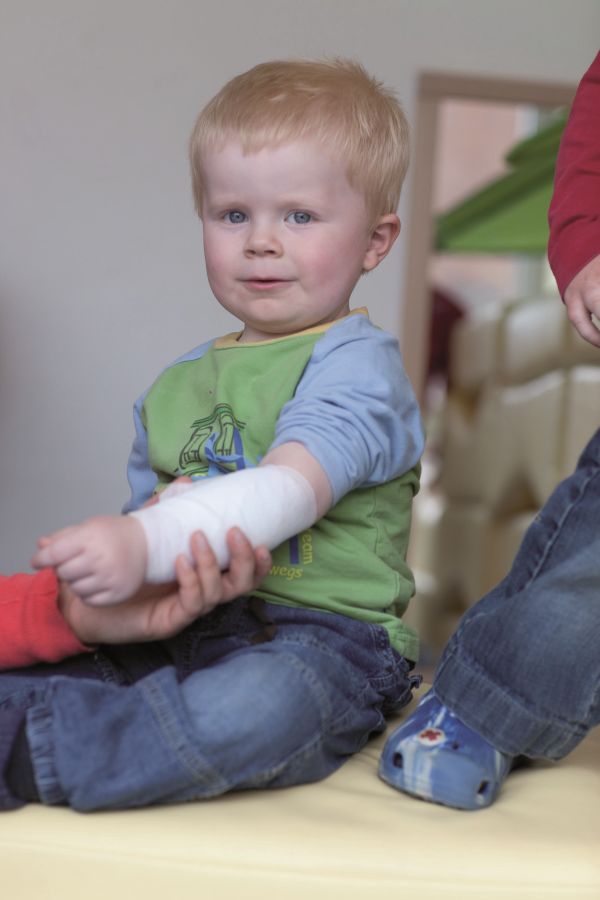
[31,542,53,568]
[31,545,63,569]
[79,588,120,608]
[64,573,107,601]
[48,552,99,585]
[31,529,84,569]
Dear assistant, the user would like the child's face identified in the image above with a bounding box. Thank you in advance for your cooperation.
[199,139,395,342]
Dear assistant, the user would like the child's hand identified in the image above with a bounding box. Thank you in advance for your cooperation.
[58,528,272,644]
[31,515,148,606]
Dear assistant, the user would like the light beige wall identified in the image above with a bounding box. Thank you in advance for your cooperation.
[1,0,598,570]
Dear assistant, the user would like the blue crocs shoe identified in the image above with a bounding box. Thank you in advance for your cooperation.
[379,691,513,810]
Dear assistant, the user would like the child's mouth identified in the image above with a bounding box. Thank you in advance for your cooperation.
[243,278,291,290]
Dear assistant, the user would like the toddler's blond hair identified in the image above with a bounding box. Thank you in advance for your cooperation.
[190,58,409,225]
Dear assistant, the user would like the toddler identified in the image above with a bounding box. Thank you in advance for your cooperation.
[1,59,424,812]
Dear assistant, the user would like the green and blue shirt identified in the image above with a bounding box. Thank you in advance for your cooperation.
[124,309,424,660]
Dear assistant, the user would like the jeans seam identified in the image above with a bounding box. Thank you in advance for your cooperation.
[276,630,401,702]
[521,465,600,593]
[448,464,600,646]
[137,674,229,793]
[92,650,131,685]
[439,645,595,748]
[243,677,378,788]
[26,702,64,805]
[276,643,336,725]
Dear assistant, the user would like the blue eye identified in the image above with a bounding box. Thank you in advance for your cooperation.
[287,211,312,225]
[225,210,247,224]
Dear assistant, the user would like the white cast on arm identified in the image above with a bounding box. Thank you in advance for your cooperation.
[129,465,318,583]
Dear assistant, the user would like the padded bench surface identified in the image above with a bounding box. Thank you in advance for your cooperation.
[1,689,599,900]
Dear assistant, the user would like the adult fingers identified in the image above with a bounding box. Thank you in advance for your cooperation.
[566,292,600,347]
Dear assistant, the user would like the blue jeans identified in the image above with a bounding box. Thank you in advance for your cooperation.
[0,601,416,811]
[434,428,600,761]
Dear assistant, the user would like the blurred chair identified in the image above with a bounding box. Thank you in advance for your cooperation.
[410,292,599,657]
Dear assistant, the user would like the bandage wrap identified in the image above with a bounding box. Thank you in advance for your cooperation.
[130,465,317,583]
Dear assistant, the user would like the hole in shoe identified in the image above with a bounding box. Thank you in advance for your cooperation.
[477,780,490,797]
[451,741,460,750]
[392,752,404,769]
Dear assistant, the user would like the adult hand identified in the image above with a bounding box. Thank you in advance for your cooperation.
[58,527,272,645]
[564,253,600,347]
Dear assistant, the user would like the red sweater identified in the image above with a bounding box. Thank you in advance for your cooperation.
[0,569,90,669]
[548,51,600,295]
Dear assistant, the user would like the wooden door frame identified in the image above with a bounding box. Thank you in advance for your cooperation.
[400,72,576,401]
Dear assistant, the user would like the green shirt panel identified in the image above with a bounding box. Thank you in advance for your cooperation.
[140,327,420,661]
[254,467,420,662]
[142,331,322,485]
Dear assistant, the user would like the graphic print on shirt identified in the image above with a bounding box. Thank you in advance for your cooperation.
[269,527,314,581]
[177,403,248,477]
[177,401,312,578]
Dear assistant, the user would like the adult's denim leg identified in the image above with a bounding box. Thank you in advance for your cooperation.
[434,429,600,760]
[21,604,415,811]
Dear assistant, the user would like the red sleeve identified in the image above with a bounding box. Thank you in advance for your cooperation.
[548,51,600,296]
[0,569,92,669]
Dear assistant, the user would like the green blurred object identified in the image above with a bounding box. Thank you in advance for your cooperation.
[434,114,567,254]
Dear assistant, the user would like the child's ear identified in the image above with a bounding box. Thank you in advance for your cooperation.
[362,214,401,272]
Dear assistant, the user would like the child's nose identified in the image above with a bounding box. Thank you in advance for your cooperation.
[244,223,283,257]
